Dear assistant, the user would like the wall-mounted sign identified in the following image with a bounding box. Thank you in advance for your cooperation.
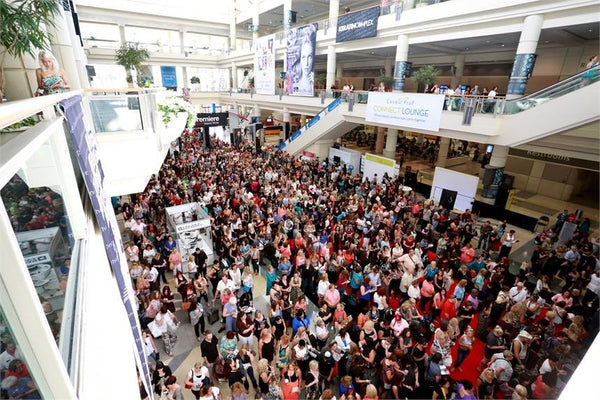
[196,112,228,127]
[336,6,380,43]
[508,148,600,171]
[365,92,445,131]
[160,66,177,88]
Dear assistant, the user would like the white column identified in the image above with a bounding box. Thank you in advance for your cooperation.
[451,54,465,88]
[383,128,398,159]
[326,45,336,91]
[393,34,409,91]
[437,137,450,168]
[179,30,185,54]
[229,0,237,51]
[46,4,84,90]
[375,127,385,154]
[329,0,340,31]
[254,103,261,117]
[119,25,126,45]
[231,63,238,89]
[336,64,343,87]
[384,58,393,78]
[507,14,543,99]
[489,145,509,168]
[182,67,189,89]
[252,0,260,43]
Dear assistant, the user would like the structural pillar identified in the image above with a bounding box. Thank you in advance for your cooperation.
[393,34,409,91]
[252,1,260,43]
[306,139,334,161]
[231,63,238,89]
[336,64,343,87]
[283,0,292,32]
[436,137,450,168]
[482,145,509,198]
[384,58,393,78]
[182,67,189,89]
[119,25,126,45]
[507,14,543,99]
[383,128,398,159]
[179,30,186,54]
[451,54,465,88]
[47,3,86,90]
[375,127,386,154]
[229,0,237,51]
[326,45,336,91]
[329,0,340,31]
[253,104,261,117]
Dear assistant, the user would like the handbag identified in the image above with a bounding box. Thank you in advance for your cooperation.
[207,305,220,325]
[184,369,193,389]
[147,321,163,338]
[181,301,191,311]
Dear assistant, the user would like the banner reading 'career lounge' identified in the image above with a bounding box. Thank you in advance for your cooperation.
[254,34,275,95]
[365,92,445,132]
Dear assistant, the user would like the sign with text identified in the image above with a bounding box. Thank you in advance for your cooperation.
[508,148,600,171]
[336,6,380,43]
[365,92,445,131]
[160,66,177,88]
[254,34,275,95]
[196,112,228,127]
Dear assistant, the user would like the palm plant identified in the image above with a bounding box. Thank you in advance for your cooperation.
[115,42,150,86]
[414,64,441,92]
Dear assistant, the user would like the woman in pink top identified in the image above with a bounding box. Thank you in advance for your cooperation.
[420,276,436,312]
[324,284,341,313]
[551,290,573,309]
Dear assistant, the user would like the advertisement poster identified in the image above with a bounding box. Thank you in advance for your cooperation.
[160,66,177,89]
[365,92,445,131]
[286,23,318,96]
[254,34,275,95]
[336,6,380,43]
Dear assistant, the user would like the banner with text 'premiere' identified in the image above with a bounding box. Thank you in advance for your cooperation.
[254,34,275,95]
[365,92,445,131]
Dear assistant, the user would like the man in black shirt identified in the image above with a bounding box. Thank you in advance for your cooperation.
[194,247,208,277]
[200,331,221,382]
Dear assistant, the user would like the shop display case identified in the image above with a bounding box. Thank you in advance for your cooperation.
[165,203,214,267]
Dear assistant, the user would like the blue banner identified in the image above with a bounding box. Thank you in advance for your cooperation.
[60,96,152,395]
[336,6,380,43]
[393,61,410,91]
[327,97,342,112]
[161,66,177,88]
[507,53,537,95]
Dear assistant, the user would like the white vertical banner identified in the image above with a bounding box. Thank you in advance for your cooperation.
[254,34,275,95]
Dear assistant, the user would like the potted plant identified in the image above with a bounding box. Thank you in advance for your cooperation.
[190,76,200,91]
[115,42,150,87]
[315,72,326,89]
[0,0,61,100]
[377,75,394,91]
[414,64,441,93]
[157,97,195,129]
[248,77,255,89]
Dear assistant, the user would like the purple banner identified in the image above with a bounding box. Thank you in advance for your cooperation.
[60,95,152,394]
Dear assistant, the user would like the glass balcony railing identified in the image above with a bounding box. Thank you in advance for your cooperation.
[89,95,144,133]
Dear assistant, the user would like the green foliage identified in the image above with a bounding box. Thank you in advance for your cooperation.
[0,0,61,94]
[315,72,326,88]
[377,75,394,89]
[414,64,441,87]
[1,117,38,133]
[190,76,201,84]
[157,101,194,128]
[115,42,150,85]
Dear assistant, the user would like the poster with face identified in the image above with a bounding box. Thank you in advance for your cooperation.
[286,23,317,96]
[254,34,275,95]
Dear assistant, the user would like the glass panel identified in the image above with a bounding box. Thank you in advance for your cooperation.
[0,309,42,399]
[89,95,144,133]
[1,138,77,348]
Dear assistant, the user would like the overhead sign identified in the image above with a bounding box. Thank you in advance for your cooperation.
[196,112,228,127]
[160,66,177,88]
[254,34,275,95]
[508,148,600,171]
[365,92,445,132]
[336,6,380,43]
[286,23,317,97]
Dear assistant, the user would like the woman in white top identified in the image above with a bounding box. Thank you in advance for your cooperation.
[317,273,330,298]
[186,255,197,280]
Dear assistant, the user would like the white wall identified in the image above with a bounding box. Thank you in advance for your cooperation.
[430,167,479,211]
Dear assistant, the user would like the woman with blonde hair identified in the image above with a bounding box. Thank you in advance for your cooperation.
[230,381,247,400]
[36,50,70,95]
[476,367,497,399]
[305,360,321,400]
[447,317,460,341]
[256,358,273,395]
[364,383,378,400]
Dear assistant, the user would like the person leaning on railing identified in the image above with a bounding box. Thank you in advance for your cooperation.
[35,51,70,96]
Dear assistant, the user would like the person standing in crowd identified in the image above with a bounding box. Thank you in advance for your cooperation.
[498,229,518,260]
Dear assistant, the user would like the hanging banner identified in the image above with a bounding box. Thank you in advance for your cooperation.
[59,96,152,394]
[254,34,275,95]
[365,92,445,131]
[160,66,177,89]
[507,53,537,95]
[336,6,381,43]
[196,112,228,127]
[286,23,318,96]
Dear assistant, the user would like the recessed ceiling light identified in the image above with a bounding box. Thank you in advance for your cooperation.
[544,40,549,43]
[465,47,469,50]
[589,29,593,32]
[370,51,375,55]
[500,43,505,47]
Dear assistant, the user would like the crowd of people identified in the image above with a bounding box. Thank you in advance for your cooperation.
[123,127,598,400]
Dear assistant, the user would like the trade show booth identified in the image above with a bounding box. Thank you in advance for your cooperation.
[328,146,362,176]
[165,203,214,267]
